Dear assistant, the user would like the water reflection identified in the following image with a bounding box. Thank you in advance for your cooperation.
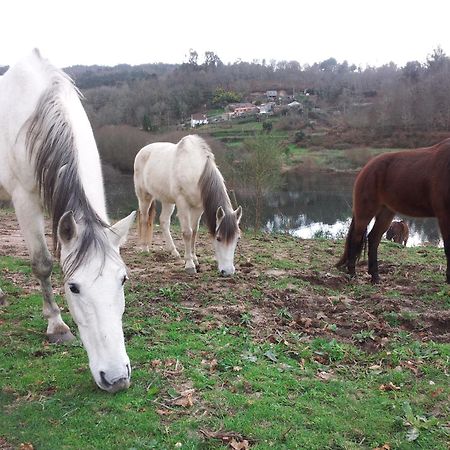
[103,168,441,247]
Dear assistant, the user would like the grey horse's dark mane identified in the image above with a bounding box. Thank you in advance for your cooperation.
[25,59,109,277]
[195,138,238,243]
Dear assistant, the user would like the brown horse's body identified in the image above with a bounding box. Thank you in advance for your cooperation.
[338,138,450,283]
[386,220,409,246]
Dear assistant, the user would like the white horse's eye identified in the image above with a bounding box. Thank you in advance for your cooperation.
[69,283,80,294]
[121,275,128,286]
[216,236,222,242]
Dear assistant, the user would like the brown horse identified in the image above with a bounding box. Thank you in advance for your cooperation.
[337,138,450,283]
[386,220,409,246]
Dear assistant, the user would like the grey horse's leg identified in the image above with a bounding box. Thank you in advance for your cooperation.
[13,191,74,343]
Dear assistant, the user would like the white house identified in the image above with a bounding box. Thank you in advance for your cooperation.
[190,113,208,128]
[266,90,277,101]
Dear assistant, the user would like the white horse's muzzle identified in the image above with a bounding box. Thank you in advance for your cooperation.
[97,364,131,393]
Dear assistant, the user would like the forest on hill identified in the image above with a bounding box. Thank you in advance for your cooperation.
[58,47,450,136]
[2,47,450,158]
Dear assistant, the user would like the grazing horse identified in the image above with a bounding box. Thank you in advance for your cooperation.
[337,138,450,283]
[0,49,135,392]
[386,220,409,246]
[134,135,242,276]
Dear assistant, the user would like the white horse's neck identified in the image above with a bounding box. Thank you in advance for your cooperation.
[29,51,108,224]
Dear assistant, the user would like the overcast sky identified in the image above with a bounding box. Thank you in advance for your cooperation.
[2,0,449,69]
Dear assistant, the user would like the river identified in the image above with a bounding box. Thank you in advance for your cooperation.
[104,168,441,247]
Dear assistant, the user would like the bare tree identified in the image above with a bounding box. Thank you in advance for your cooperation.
[238,135,283,230]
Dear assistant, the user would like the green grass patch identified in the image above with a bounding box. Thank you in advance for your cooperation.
[1,235,449,449]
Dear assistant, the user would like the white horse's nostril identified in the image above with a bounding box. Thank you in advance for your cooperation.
[99,370,130,393]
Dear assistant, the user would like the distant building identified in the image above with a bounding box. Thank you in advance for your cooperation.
[266,90,277,101]
[288,101,302,109]
[190,113,208,128]
[227,103,259,118]
[258,102,275,114]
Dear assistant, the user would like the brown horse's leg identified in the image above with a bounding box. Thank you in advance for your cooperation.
[367,207,395,283]
[346,218,370,277]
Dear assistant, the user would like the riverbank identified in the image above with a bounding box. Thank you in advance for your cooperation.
[0,210,449,448]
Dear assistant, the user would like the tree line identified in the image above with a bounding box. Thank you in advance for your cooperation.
[2,47,450,137]
[47,47,448,136]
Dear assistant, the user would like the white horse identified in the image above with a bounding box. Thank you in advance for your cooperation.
[0,49,135,393]
[134,135,242,276]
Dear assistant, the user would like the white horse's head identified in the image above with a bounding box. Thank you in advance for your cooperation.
[57,210,135,393]
[213,206,242,276]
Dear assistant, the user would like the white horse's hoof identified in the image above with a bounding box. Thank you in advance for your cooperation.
[185,267,197,275]
[171,250,181,259]
[47,327,76,344]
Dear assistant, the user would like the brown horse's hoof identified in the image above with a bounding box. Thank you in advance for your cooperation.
[47,329,76,344]
[371,275,380,284]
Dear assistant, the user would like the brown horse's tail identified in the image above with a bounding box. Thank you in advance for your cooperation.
[336,217,366,268]
[137,202,156,247]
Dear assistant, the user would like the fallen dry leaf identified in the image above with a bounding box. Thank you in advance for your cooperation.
[201,358,218,372]
[298,317,313,329]
[19,444,34,450]
[156,409,174,416]
[230,438,250,449]
[400,360,420,376]
[373,444,390,450]
[430,387,444,398]
[199,429,253,447]
[379,382,401,391]
[316,370,335,381]
[170,389,195,407]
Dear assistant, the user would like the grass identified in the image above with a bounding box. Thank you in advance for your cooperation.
[1,230,449,449]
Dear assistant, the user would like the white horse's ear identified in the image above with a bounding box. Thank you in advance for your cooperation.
[109,211,136,248]
[216,206,225,231]
[57,211,78,245]
[234,205,243,224]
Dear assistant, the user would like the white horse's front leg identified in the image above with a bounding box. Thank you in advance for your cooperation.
[176,198,196,274]
[190,207,203,269]
[13,191,74,343]
[160,202,180,259]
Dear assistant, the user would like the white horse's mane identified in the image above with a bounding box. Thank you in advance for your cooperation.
[25,50,109,276]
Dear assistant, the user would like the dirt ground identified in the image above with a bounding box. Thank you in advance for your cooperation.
[0,211,449,348]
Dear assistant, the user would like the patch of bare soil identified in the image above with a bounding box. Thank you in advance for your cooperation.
[1,211,449,346]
